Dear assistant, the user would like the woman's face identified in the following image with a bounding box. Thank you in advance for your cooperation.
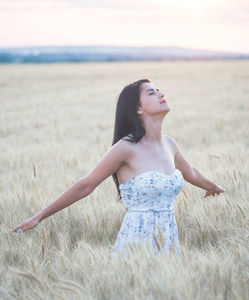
[138,82,170,117]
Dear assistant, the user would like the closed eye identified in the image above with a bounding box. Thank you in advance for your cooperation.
[147,88,159,95]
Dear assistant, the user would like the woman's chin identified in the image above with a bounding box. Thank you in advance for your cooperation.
[164,105,170,113]
[161,107,170,117]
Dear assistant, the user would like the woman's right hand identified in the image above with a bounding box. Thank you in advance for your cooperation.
[12,215,40,233]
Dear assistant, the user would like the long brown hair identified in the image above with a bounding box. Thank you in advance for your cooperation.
[112,79,150,196]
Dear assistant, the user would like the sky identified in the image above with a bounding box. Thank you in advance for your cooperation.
[0,0,249,53]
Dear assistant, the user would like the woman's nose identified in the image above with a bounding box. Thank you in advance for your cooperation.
[158,91,165,98]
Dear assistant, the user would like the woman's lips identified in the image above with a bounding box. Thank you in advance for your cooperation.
[160,100,167,104]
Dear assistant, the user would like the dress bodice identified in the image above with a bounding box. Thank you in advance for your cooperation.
[115,169,184,255]
[119,169,184,211]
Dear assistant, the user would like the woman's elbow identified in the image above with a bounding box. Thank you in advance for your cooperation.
[183,166,197,183]
[76,178,95,198]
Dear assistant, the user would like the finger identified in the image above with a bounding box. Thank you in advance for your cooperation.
[12,229,21,233]
[218,187,226,193]
[217,189,225,194]
[17,226,29,233]
[12,226,21,233]
[12,227,24,233]
[12,223,26,233]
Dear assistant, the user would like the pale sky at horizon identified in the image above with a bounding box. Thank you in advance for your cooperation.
[0,0,249,53]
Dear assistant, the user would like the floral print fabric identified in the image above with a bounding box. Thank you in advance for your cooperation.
[114,169,184,255]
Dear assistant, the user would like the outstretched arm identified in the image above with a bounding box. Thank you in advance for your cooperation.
[12,140,130,233]
[170,139,225,198]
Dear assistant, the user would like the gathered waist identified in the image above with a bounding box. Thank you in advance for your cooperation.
[128,208,174,212]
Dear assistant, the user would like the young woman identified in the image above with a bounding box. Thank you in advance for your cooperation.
[12,79,225,255]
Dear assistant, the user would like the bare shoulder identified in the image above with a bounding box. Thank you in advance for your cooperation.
[113,137,134,151]
[163,135,179,154]
[83,138,135,190]
[111,137,135,160]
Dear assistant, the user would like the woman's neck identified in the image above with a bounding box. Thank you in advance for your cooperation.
[141,118,164,144]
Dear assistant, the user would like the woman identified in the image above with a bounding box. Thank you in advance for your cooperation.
[12,79,225,255]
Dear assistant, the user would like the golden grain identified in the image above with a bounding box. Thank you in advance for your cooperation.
[0,61,248,299]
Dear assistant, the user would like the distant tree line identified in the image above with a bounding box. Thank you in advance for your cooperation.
[0,46,248,63]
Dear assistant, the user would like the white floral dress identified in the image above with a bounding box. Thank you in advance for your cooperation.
[114,169,184,255]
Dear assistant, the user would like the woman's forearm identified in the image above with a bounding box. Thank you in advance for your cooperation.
[36,179,92,222]
[187,167,218,191]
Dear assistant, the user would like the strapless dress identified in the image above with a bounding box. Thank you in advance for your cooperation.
[114,169,184,255]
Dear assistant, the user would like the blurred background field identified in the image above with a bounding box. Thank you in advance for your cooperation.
[0,60,248,299]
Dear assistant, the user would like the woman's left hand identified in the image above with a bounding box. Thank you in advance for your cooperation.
[204,186,226,198]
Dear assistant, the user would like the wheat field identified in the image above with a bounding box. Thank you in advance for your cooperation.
[0,60,248,300]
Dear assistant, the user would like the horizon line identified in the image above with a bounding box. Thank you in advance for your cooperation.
[0,44,248,55]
